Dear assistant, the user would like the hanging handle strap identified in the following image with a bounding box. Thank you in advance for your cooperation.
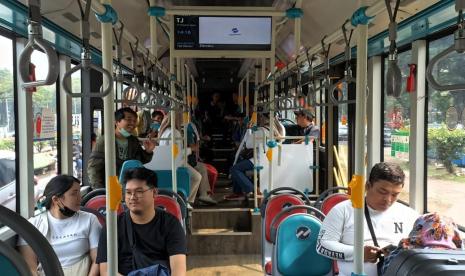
[19,0,59,88]
[385,0,403,97]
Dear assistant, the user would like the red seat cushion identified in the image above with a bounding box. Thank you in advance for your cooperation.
[265,261,272,275]
[154,195,183,222]
[204,163,218,194]
[84,195,124,217]
[321,193,349,215]
[264,194,306,242]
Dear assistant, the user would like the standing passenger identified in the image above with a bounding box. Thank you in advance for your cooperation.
[316,162,419,276]
[87,107,156,189]
[18,175,101,276]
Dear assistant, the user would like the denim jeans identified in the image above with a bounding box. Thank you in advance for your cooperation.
[231,159,254,194]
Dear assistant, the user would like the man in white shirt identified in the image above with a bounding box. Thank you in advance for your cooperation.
[316,162,419,276]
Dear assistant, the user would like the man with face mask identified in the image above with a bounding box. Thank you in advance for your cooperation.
[88,107,156,189]
[148,110,164,139]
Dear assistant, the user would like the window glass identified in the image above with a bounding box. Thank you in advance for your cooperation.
[31,51,58,194]
[0,35,16,211]
[383,50,412,203]
[427,34,465,226]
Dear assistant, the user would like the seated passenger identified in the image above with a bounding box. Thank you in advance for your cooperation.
[317,162,419,276]
[88,107,156,189]
[148,110,164,139]
[18,175,101,276]
[96,167,186,276]
[158,115,216,206]
[381,213,463,275]
[225,114,285,201]
[285,109,319,144]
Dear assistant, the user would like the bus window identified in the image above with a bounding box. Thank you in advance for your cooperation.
[427,34,465,226]
[31,51,59,190]
[0,35,16,213]
[383,50,412,204]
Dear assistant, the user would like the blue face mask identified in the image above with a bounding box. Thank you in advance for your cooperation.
[119,128,132,138]
[151,122,161,131]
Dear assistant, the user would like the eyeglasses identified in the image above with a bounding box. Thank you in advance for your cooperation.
[125,188,154,199]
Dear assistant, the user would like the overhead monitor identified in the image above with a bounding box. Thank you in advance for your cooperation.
[174,16,272,51]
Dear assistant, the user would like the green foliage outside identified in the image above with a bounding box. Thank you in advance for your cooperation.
[428,127,465,173]
[0,138,14,150]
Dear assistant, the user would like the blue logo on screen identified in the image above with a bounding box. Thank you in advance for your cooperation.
[232,28,239,33]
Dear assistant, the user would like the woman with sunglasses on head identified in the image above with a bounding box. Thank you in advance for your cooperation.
[18,175,101,276]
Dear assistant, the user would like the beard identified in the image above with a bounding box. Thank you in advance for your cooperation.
[130,208,144,216]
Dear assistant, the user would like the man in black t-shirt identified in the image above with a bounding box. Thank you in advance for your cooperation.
[96,168,186,276]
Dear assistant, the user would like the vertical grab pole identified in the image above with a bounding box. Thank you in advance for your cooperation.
[246,72,250,118]
[100,1,117,275]
[353,1,369,275]
[180,59,188,167]
[169,16,177,194]
[186,68,191,122]
[149,0,158,60]
[253,60,259,210]
[268,17,276,192]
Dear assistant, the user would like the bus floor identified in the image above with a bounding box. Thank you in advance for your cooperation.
[187,254,262,276]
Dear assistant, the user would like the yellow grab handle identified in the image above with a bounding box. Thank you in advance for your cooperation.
[266,148,273,161]
[108,176,122,211]
[172,144,179,158]
[349,174,364,209]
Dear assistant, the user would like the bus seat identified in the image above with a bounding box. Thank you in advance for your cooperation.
[271,213,332,276]
[154,167,190,201]
[321,193,350,215]
[119,160,190,200]
[0,252,22,276]
[118,159,144,184]
[204,163,218,194]
[83,195,124,218]
[261,194,306,269]
[81,206,106,226]
[154,195,182,222]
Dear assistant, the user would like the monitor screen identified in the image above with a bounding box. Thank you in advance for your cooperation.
[174,16,272,51]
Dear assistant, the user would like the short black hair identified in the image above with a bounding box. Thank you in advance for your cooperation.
[151,110,164,119]
[368,162,405,187]
[41,175,80,209]
[123,167,158,188]
[115,107,137,122]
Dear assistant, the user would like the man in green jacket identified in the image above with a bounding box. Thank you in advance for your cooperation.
[88,107,156,189]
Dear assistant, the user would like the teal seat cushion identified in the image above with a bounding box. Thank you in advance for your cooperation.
[276,215,331,276]
[0,255,20,276]
[155,167,190,200]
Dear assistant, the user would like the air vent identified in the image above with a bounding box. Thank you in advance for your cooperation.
[62,12,79,23]
[90,32,101,39]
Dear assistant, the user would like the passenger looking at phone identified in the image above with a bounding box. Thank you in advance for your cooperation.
[316,162,419,276]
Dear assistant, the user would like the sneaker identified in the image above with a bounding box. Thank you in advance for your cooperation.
[198,195,218,205]
[224,193,245,201]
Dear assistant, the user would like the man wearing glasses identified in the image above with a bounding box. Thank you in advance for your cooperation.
[96,167,186,276]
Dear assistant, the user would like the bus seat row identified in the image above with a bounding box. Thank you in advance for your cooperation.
[260,187,332,276]
[118,159,191,201]
[80,188,187,232]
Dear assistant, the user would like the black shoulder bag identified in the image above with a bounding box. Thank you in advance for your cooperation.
[364,203,384,276]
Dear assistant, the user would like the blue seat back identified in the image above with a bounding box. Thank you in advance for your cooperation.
[275,214,332,276]
[0,256,20,276]
[155,167,190,200]
[119,160,144,184]
[119,160,190,200]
